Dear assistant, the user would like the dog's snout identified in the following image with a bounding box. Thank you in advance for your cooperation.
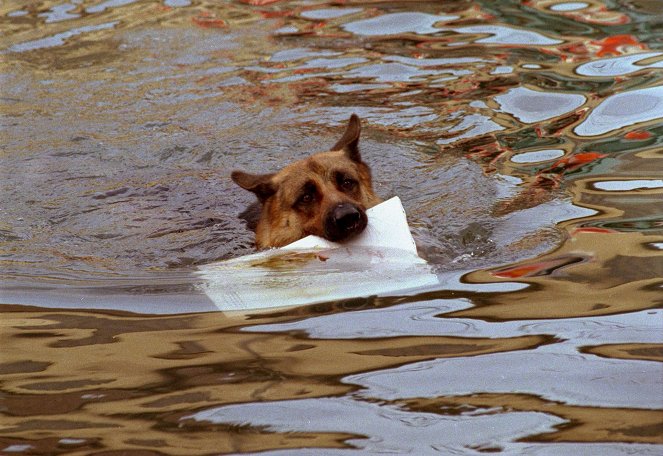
[324,203,367,242]
[335,204,361,230]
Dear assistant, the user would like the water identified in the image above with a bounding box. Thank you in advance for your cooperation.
[1,0,662,454]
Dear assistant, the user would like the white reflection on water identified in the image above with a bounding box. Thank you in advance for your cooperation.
[511,149,565,163]
[437,113,504,144]
[343,12,458,36]
[39,3,80,23]
[164,0,191,7]
[185,396,564,454]
[2,444,34,453]
[346,62,437,83]
[593,179,663,191]
[385,55,487,67]
[248,303,663,350]
[508,445,663,456]
[269,48,340,63]
[575,86,663,136]
[86,0,138,14]
[448,25,562,45]
[8,21,119,53]
[301,8,363,20]
[550,2,589,11]
[349,347,663,409]
[495,87,586,123]
[343,12,562,47]
[576,52,663,77]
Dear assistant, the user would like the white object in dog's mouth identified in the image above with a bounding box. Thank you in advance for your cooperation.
[198,197,438,312]
[283,196,419,255]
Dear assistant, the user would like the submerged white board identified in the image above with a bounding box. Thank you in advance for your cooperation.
[198,197,439,311]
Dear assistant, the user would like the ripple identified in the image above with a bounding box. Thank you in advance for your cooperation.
[7,22,118,53]
[550,2,589,11]
[299,57,366,70]
[39,3,80,23]
[574,86,663,136]
[449,25,562,45]
[575,52,663,77]
[274,25,299,35]
[346,62,432,82]
[350,351,663,408]
[437,113,504,145]
[270,48,340,63]
[385,55,487,67]
[343,12,458,36]
[183,396,564,453]
[345,17,563,45]
[511,149,566,163]
[495,87,586,123]
[592,179,663,192]
[164,0,191,6]
[245,302,474,339]
[86,0,138,14]
[301,8,362,20]
[3,444,33,453]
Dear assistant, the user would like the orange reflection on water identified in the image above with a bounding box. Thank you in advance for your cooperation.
[0,308,556,453]
[459,227,663,320]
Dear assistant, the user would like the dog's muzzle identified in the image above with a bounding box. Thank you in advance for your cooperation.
[324,203,368,242]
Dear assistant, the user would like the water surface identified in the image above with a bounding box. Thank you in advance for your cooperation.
[1,0,662,454]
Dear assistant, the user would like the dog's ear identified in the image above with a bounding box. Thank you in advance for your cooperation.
[332,114,361,162]
[231,171,277,203]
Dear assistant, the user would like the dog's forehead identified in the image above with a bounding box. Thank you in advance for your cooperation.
[307,151,356,175]
[278,151,355,182]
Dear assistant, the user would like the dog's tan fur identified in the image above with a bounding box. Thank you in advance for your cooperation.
[232,114,381,249]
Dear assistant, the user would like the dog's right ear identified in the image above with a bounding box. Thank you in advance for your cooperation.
[231,171,277,203]
[332,114,362,162]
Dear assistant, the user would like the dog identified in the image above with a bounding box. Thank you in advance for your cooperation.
[232,114,381,249]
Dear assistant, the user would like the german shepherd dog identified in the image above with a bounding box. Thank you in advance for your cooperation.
[232,114,381,249]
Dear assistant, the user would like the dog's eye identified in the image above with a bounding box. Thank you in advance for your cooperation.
[341,178,357,191]
[297,192,314,205]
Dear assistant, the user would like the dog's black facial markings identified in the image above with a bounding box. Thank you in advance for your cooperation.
[341,177,358,192]
[294,181,319,210]
[334,171,359,194]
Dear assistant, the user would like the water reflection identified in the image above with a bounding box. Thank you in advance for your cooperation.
[511,149,566,163]
[446,24,563,45]
[301,8,363,21]
[184,396,565,453]
[495,86,586,123]
[592,179,663,191]
[549,2,590,12]
[574,86,663,136]
[349,349,661,408]
[2,0,663,454]
[8,21,118,52]
[38,3,79,23]
[342,12,458,36]
[575,51,663,77]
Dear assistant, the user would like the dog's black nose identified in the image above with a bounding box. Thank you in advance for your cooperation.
[324,203,367,242]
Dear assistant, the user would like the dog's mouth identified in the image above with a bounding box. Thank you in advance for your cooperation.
[323,203,368,242]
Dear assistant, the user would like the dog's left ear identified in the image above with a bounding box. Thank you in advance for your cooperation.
[332,114,361,162]
[231,171,277,203]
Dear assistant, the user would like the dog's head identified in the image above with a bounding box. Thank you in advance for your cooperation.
[232,114,381,249]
